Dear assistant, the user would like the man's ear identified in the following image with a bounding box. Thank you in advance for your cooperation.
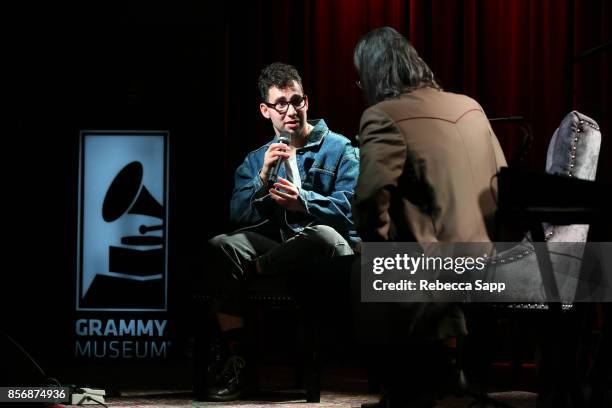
[260,103,271,119]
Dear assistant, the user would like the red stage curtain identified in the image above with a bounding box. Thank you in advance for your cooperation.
[222,0,610,191]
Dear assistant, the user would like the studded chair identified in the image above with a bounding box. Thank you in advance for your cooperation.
[460,111,603,406]
[487,110,601,303]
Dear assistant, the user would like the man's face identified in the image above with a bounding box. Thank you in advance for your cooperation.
[260,80,309,139]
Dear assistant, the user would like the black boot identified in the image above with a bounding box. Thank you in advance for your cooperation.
[194,329,226,400]
[203,327,251,401]
[205,353,250,401]
[205,336,225,388]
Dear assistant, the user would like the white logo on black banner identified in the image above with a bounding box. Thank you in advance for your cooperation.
[77,132,169,311]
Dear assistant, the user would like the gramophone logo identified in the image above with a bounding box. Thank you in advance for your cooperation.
[77,131,169,311]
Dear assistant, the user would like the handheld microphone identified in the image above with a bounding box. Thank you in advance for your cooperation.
[268,131,291,187]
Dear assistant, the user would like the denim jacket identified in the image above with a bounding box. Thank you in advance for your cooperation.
[230,119,360,247]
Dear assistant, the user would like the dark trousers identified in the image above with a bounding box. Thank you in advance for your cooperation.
[204,225,353,316]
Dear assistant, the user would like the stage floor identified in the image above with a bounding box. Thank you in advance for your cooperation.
[49,364,537,408]
[58,389,537,408]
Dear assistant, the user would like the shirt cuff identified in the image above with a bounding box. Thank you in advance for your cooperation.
[298,188,311,214]
[252,173,269,200]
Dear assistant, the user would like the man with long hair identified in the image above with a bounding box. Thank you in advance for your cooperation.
[353,27,507,407]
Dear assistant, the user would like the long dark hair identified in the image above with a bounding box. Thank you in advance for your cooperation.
[354,26,441,106]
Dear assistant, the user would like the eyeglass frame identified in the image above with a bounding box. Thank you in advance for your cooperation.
[262,94,308,114]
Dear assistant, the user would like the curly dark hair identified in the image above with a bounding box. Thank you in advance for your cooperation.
[258,62,304,102]
[354,26,441,106]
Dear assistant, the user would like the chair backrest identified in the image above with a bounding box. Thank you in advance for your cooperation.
[485,111,602,304]
[544,111,601,242]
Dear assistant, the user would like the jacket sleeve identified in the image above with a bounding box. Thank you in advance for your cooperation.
[298,144,359,233]
[353,106,407,241]
[230,151,276,226]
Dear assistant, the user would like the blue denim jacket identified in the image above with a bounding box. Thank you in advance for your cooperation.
[230,119,360,247]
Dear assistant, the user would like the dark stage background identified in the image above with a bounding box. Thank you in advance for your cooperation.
[4,0,610,386]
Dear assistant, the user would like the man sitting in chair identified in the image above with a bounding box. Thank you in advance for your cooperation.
[352,27,507,408]
[200,62,360,401]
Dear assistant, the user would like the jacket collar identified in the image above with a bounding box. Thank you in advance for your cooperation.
[272,119,328,149]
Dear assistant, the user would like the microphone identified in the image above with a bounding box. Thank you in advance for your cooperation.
[268,131,291,187]
[488,116,524,122]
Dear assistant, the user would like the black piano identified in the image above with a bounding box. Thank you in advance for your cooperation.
[497,166,612,237]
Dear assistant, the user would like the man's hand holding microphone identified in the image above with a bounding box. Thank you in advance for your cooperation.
[259,132,306,213]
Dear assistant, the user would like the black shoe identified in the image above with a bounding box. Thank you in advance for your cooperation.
[194,336,225,400]
[205,337,225,387]
[204,354,249,401]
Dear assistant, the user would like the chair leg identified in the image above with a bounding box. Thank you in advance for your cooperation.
[192,327,206,396]
[193,303,215,397]
[303,315,320,403]
[366,366,382,394]
[304,351,320,402]
[294,363,304,388]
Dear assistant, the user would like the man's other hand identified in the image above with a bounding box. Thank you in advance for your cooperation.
[269,177,307,213]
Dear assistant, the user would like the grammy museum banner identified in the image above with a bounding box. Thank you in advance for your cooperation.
[75,131,170,359]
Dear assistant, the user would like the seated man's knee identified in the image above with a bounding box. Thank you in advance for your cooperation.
[304,224,336,238]
[303,225,353,256]
[208,233,229,250]
[205,234,243,286]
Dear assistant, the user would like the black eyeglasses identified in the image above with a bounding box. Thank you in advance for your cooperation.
[263,95,307,114]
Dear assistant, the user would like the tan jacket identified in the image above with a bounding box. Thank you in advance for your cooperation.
[354,87,507,243]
